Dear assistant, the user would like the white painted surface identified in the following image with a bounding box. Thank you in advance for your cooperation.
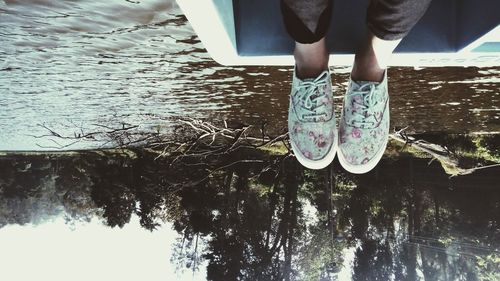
[177,0,500,67]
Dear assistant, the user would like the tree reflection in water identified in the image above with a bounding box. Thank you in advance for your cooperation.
[0,142,499,281]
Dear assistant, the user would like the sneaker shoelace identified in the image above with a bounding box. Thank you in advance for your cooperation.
[347,83,385,128]
[295,72,330,121]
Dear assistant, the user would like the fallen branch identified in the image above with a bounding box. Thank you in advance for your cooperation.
[390,129,499,177]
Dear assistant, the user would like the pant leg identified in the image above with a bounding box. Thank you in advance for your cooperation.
[367,0,433,41]
[280,0,333,44]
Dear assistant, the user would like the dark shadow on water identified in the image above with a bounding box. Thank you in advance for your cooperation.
[1,136,499,280]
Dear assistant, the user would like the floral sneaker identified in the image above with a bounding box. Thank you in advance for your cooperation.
[337,71,390,174]
[288,68,337,170]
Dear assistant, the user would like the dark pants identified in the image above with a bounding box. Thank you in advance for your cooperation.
[281,0,432,44]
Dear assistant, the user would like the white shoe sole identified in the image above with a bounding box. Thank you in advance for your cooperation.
[337,110,390,174]
[290,138,337,170]
[337,137,387,174]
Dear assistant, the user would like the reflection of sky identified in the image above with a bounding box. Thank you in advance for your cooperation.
[0,215,206,281]
[337,245,355,280]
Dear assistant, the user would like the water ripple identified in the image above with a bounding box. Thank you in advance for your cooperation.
[1,0,499,150]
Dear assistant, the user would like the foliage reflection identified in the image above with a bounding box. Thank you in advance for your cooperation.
[0,144,499,280]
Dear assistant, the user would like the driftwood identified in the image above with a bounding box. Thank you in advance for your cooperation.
[30,122,159,150]
[32,120,499,177]
[390,128,500,177]
[32,118,290,153]
[31,118,291,190]
[163,118,290,161]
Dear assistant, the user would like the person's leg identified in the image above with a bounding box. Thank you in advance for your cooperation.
[338,0,432,174]
[281,0,333,78]
[281,0,337,170]
[352,0,433,82]
[351,32,401,82]
[294,37,329,79]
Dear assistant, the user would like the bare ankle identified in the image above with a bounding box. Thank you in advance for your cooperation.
[351,31,401,82]
[351,53,385,82]
[294,38,329,79]
[295,61,328,79]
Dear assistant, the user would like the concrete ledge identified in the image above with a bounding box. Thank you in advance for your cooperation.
[177,0,500,67]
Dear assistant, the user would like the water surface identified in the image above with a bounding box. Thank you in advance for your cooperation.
[1,1,499,280]
[1,0,499,150]
[1,146,499,281]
